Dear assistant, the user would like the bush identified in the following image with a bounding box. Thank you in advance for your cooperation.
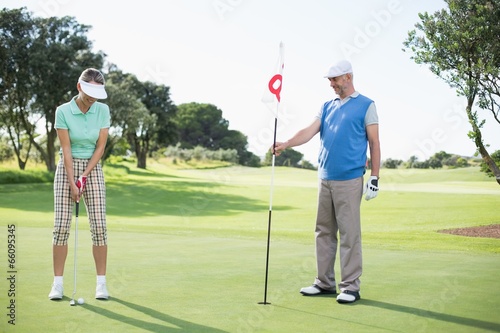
[0,169,54,184]
[383,158,403,169]
[480,150,500,177]
[163,144,239,164]
[299,159,316,170]
[0,137,14,162]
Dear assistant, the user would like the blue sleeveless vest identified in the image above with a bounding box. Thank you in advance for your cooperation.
[318,94,373,180]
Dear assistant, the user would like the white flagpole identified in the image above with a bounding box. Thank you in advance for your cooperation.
[259,42,284,305]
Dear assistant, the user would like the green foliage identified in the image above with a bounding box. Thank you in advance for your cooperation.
[428,156,443,169]
[238,150,262,167]
[174,102,260,166]
[0,136,14,161]
[299,159,316,170]
[443,155,469,168]
[401,150,470,169]
[104,136,130,160]
[175,103,229,150]
[383,158,403,169]
[404,0,500,96]
[140,80,178,148]
[263,147,315,170]
[480,150,500,177]
[162,144,239,164]
[413,160,430,169]
[0,7,105,172]
[403,0,500,181]
[0,9,180,172]
[105,70,177,169]
[0,167,54,184]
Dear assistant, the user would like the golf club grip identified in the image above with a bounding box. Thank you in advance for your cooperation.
[76,202,79,217]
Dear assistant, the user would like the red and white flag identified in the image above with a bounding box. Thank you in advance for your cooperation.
[262,42,285,115]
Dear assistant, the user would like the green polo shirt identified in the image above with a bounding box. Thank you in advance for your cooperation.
[55,96,111,159]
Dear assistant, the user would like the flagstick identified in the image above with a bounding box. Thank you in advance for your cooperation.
[259,113,278,306]
[259,41,284,306]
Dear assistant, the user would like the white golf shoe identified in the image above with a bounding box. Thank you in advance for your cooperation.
[336,290,361,303]
[95,283,109,300]
[48,284,63,300]
[299,284,336,296]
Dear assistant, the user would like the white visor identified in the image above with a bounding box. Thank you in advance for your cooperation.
[78,80,107,99]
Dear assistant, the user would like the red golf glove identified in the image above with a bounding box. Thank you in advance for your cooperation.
[76,176,87,196]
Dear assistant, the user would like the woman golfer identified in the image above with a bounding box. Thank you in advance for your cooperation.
[49,68,111,301]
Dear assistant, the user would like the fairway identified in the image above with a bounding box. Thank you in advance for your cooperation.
[1,163,499,332]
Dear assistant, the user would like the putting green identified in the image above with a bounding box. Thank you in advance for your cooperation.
[0,164,499,332]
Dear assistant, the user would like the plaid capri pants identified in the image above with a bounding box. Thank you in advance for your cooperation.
[53,158,107,246]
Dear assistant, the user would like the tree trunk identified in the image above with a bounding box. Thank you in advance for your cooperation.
[133,135,148,169]
[46,125,57,172]
[136,137,148,169]
[102,135,121,163]
[18,160,26,170]
[36,120,58,172]
[137,150,147,169]
[6,126,29,171]
[466,100,500,185]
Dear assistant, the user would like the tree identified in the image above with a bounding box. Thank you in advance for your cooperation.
[404,0,500,185]
[140,81,177,153]
[174,102,260,166]
[0,8,37,170]
[103,68,136,158]
[0,134,14,162]
[264,148,304,167]
[30,15,104,172]
[298,159,316,170]
[433,151,452,162]
[105,68,177,169]
[428,156,443,169]
[105,70,149,169]
[175,103,229,149]
[0,8,104,171]
[443,155,470,167]
[405,155,419,169]
[480,150,500,177]
[132,80,177,169]
[239,150,262,167]
[219,129,260,166]
[383,158,403,169]
[456,157,469,168]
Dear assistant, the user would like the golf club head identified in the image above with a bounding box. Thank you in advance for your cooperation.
[70,299,76,306]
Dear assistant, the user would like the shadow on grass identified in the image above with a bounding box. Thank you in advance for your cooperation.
[361,299,500,331]
[106,180,286,217]
[0,179,294,216]
[80,297,227,333]
[272,304,398,332]
[105,163,184,179]
[274,297,500,332]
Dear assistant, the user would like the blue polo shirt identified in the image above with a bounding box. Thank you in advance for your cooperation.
[317,92,376,181]
[55,96,111,159]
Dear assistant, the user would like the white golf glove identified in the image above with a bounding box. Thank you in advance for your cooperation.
[364,176,379,201]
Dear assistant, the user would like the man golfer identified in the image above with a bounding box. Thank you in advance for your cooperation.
[274,60,380,303]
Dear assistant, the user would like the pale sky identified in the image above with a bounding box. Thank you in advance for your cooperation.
[3,0,499,164]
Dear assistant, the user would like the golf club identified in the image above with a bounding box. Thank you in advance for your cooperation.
[69,201,79,306]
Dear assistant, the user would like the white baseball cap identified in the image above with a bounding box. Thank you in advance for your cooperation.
[324,60,353,78]
[78,80,107,99]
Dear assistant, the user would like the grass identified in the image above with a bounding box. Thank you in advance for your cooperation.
[0,162,499,332]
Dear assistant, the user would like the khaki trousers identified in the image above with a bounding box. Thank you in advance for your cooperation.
[314,177,363,292]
